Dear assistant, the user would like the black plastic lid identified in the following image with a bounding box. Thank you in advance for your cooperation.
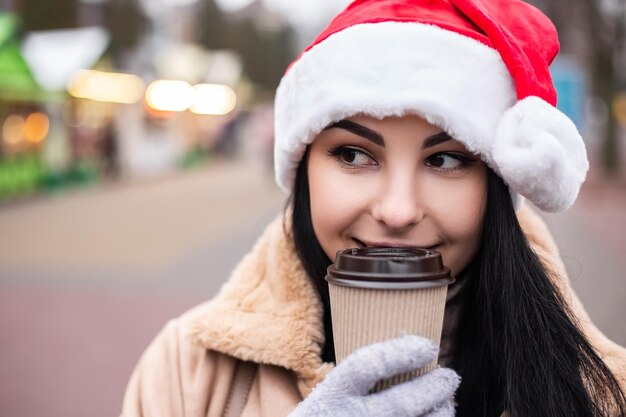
[325,247,454,289]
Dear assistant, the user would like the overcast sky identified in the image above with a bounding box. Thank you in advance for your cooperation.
[214,0,352,29]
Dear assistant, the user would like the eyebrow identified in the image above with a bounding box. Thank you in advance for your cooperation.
[324,119,452,149]
[324,119,384,146]
[422,131,452,149]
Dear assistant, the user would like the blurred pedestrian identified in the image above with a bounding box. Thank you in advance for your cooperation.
[120,1,626,416]
[101,123,119,179]
[213,112,243,159]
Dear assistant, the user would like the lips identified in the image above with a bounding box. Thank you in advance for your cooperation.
[353,238,439,250]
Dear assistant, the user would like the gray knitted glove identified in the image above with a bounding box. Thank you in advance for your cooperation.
[290,335,459,417]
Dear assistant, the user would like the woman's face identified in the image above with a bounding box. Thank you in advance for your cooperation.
[307,114,487,277]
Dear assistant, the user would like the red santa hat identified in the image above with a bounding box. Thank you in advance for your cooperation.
[273,0,588,212]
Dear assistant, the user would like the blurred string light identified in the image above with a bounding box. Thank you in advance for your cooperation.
[68,70,146,104]
[2,115,26,145]
[191,84,237,116]
[65,70,238,115]
[145,80,194,112]
[145,81,237,115]
[2,113,50,146]
[24,113,50,144]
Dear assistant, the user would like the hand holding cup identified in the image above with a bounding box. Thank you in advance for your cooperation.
[289,335,460,417]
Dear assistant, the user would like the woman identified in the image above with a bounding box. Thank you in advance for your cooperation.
[121,0,626,416]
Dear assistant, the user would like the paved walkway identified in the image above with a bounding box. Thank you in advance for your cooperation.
[0,156,624,417]
[0,157,286,417]
[541,178,626,345]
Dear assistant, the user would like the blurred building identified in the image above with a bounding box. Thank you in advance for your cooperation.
[0,0,287,202]
[0,14,57,200]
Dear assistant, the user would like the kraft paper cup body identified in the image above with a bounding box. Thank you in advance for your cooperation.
[326,247,453,391]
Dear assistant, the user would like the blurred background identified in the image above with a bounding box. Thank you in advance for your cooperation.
[0,0,624,416]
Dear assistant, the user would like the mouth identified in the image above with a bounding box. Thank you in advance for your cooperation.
[352,238,439,251]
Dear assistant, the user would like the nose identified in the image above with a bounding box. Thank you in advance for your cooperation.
[371,175,424,232]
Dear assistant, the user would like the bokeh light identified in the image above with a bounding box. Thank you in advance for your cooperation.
[24,112,50,144]
[2,115,26,146]
[145,80,194,112]
[68,70,146,104]
[190,84,237,116]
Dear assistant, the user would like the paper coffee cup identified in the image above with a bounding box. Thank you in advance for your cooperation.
[326,247,453,391]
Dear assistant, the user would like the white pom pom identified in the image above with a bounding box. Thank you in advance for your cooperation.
[492,96,589,212]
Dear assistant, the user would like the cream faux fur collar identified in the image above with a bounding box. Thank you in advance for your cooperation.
[189,216,331,396]
[188,207,626,398]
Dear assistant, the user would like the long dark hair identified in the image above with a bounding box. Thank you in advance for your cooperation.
[288,147,626,416]
[288,148,336,362]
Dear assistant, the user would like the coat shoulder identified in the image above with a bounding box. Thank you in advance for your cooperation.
[120,314,236,417]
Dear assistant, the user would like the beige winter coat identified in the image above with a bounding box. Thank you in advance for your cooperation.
[120,205,626,417]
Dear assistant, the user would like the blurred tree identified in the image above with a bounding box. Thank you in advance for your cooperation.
[16,0,78,31]
[198,0,295,91]
[234,20,295,90]
[581,0,626,175]
[102,0,148,58]
[198,0,231,50]
[16,0,146,63]
[529,0,626,176]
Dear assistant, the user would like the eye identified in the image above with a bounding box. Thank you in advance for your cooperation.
[329,146,377,167]
[425,152,474,170]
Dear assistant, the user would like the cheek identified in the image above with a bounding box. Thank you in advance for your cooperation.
[425,173,487,274]
[308,158,367,259]
[438,184,485,236]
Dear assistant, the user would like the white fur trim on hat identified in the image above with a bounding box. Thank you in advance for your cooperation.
[274,21,516,190]
[493,96,589,212]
